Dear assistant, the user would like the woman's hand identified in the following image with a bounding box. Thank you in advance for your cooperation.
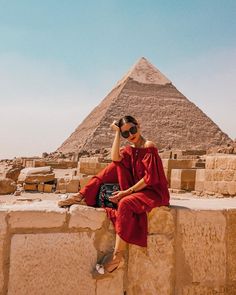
[110,120,120,132]
[109,190,129,203]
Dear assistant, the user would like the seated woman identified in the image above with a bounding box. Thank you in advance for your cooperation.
[58,115,170,278]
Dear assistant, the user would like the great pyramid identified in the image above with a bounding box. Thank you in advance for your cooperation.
[57,57,232,153]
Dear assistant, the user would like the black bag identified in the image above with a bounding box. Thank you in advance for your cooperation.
[96,183,120,209]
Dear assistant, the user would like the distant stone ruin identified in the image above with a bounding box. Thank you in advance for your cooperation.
[57,57,232,154]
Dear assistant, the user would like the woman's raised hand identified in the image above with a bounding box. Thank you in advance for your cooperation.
[110,120,120,132]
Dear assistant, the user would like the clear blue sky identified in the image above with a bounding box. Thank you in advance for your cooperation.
[0,0,235,159]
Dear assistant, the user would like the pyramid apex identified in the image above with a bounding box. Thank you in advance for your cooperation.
[116,57,171,86]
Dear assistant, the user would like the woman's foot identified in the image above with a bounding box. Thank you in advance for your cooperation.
[92,250,125,279]
[58,193,85,208]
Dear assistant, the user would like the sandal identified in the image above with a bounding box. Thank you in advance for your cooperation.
[58,193,86,208]
[92,250,125,280]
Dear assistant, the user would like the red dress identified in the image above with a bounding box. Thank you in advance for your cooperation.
[80,146,170,247]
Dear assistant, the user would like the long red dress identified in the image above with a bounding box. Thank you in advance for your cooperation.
[80,145,170,247]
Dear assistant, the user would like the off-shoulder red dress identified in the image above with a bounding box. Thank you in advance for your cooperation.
[80,145,170,247]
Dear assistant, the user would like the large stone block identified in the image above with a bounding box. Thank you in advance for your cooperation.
[148,206,175,236]
[194,169,205,192]
[170,169,196,191]
[0,211,7,294]
[56,176,80,193]
[96,269,124,295]
[175,210,226,294]
[226,210,236,284]
[79,157,108,175]
[69,205,107,231]
[18,166,54,183]
[0,177,17,195]
[4,201,66,229]
[127,234,175,295]
[8,233,97,295]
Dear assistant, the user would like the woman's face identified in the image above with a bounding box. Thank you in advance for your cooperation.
[120,123,141,144]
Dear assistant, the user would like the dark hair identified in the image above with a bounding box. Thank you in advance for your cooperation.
[118,115,138,128]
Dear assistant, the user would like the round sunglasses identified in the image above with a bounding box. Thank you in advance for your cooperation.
[121,125,138,138]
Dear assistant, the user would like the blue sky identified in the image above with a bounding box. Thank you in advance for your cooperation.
[0,0,235,159]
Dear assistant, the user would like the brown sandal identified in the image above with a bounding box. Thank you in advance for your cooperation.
[92,250,125,280]
[58,193,86,208]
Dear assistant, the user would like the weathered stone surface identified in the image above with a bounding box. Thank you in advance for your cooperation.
[171,169,196,191]
[127,234,175,295]
[194,169,205,192]
[4,167,22,182]
[175,210,226,294]
[79,157,108,175]
[8,233,97,295]
[18,166,54,183]
[226,210,236,285]
[2,201,66,229]
[0,211,7,294]
[96,269,124,295]
[56,176,80,193]
[0,177,17,195]
[69,205,106,230]
[80,175,94,189]
[23,173,55,184]
[23,183,38,191]
[43,183,54,193]
[148,206,175,236]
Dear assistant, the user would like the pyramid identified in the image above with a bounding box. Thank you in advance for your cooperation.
[57,57,232,153]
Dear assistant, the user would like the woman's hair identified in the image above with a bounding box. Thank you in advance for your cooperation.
[118,115,138,128]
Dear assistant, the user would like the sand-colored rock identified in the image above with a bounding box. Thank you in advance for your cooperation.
[171,169,196,191]
[79,157,109,175]
[127,234,175,295]
[4,167,22,182]
[148,206,175,235]
[8,233,97,295]
[175,210,226,294]
[96,269,125,295]
[69,205,107,230]
[194,169,205,192]
[0,177,17,195]
[0,211,7,294]
[3,201,66,229]
[56,176,80,193]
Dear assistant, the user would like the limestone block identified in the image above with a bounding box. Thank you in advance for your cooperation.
[226,210,236,285]
[0,177,17,194]
[162,159,196,185]
[38,183,44,192]
[204,181,218,194]
[228,182,236,196]
[4,167,22,182]
[66,176,80,193]
[8,233,97,295]
[127,234,175,295]
[23,183,38,191]
[170,169,196,191]
[218,181,230,195]
[33,159,46,167]
[223,170,235,181]
[23,173,55,184]
[44,183,54,193]
[79,157,108,175]
[194,169,205,192]
[175,210,226,294]
[80,175,93,189]
[205,169,214,181]
[19,166,52,176]
[4,201,66,229]
[0,211,7,294]
[148,206,175,236]
[96,269,124,295]
[205,156,216,169]
[69,205,106,231]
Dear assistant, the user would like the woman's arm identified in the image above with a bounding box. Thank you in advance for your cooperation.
[110,121,122,161]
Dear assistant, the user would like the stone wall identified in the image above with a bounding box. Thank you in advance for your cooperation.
[0,201,236,294]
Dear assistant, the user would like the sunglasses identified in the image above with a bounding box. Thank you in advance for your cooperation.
[121,125,138,138]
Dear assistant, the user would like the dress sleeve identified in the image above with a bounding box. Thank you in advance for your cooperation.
[112,146,131,169]
[142,147,168,186]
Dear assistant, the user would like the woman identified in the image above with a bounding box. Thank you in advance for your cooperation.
[58,115,170,278]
